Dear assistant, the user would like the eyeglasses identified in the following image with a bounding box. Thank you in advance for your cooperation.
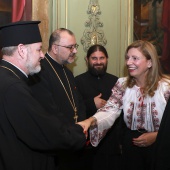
[54,43,79,52]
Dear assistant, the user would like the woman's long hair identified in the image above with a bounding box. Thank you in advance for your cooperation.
[124,40,170,97]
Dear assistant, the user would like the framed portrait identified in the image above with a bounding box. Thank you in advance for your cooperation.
[134,0,170,74]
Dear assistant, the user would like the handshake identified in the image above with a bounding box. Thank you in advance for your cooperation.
[77,117,97,139]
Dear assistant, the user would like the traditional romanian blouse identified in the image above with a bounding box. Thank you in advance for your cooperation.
[90,77,170,147]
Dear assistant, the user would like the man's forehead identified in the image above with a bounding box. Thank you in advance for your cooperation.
[60,32,75,42]
[90,54,106,58]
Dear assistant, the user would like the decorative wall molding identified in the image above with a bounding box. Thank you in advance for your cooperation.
[81,0,107,52]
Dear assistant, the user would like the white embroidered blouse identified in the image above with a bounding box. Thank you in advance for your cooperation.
[90,77,170,147]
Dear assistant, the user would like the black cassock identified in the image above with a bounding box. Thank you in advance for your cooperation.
[75,71,122,170]
[0,60,86,170]
[29,53,86,124]
[28,53,86,170]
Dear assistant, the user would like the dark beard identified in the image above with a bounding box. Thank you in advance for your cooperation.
[88,63,107,77]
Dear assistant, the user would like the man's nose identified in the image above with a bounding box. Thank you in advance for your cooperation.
[73,47,77,53]
[96,58,102,64]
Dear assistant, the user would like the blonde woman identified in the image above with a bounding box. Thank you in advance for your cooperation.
[78,40,170,170]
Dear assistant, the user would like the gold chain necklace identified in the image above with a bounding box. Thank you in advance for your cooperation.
[45,56,78,123]
[0,66,20,79]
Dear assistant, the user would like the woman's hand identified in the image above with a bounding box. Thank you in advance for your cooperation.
[133,132,158,147]
[77,117,96,134]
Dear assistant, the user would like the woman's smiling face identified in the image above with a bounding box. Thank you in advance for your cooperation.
[126,47,152,82]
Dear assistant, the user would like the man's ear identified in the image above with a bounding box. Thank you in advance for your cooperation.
[17,44,26,59]
[52,44,58,54]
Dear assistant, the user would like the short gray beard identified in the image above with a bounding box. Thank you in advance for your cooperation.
[26,54,41,75]
[28,65,41,75]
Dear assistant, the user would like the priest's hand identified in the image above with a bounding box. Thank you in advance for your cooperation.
[94,93,106,109]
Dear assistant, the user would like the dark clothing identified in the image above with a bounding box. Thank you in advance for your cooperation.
[75,71,118,118]
[29,53,86,124]
[151,98,170,170]
[75,71,122,170]
[122,128,155,170]
[28,53,86,170]
[0,60,86,170]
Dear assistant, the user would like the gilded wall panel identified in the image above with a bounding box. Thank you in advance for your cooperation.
[32,0,49,52]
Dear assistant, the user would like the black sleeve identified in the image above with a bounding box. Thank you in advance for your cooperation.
[75,76,97,118]
[4,82,86,152]
[151,98,170,170]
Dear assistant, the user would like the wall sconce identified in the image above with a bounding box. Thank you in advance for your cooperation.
[81,0,107,52]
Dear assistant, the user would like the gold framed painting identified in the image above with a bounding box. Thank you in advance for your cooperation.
[134,0,170,74]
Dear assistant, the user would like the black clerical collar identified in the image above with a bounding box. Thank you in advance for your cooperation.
[45,52,64,68]
[87,70,106,80]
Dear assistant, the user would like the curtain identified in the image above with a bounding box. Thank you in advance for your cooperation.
[160,0,170,73]
[12,0,26,22]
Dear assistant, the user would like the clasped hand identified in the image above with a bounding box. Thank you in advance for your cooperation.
[133,132,157,147]
[77,117,95,138]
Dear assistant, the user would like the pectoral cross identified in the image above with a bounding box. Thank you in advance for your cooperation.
[73,107,78,123]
